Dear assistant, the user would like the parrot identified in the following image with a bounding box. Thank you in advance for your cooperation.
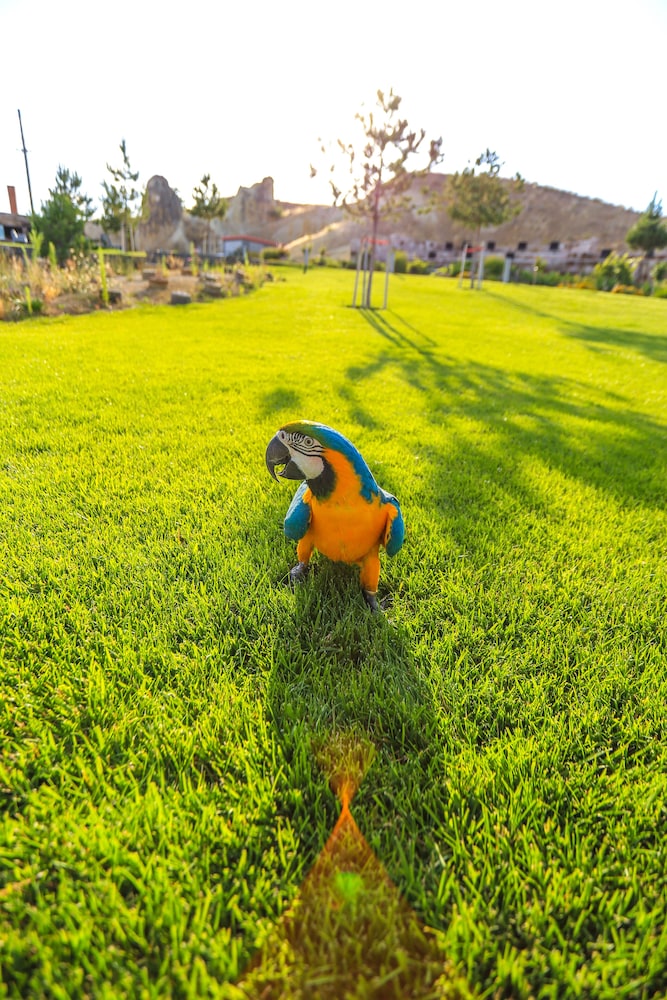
[265,420,404,611]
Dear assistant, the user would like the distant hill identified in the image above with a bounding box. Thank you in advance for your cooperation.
[272,174,642,261]
[137,173,643,262]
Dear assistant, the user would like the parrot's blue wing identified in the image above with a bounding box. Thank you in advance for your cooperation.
[381,490,405,556]
[284,481,312,541]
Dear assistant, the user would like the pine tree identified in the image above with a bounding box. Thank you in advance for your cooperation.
[626,194,667,285]
[32,166,93,265]
[101,140,140,252]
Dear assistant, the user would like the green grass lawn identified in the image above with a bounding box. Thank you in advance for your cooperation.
[1,270,666,998]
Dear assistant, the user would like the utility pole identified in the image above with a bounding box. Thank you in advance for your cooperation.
[17,109,34,215]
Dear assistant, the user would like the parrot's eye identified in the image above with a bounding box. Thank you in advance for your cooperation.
[303,436,314,448]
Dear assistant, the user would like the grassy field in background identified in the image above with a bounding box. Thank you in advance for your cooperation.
[1,269,666,998]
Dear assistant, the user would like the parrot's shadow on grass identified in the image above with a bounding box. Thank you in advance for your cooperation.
[263,558,444,908]
[264,553,440,771]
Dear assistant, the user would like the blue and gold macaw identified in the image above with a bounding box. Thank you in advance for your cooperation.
[265,420,404,611]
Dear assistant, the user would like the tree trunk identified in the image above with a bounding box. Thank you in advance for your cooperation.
[471,227,481,287]
[364,186,381,308]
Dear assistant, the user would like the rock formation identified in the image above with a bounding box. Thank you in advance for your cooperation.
[223,177,275,232]
[136,175,282,254]
[136,176,185,253]
[136,175,209,254]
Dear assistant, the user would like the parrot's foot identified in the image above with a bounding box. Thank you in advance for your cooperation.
[363,589,380,613]
[289,562,310,587]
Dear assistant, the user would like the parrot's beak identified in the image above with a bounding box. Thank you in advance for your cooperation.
[265,434,304,481]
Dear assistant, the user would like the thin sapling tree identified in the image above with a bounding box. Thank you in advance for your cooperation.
[314,89,442,307]
[101,140,141,252]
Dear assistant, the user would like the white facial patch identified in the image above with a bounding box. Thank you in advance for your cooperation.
[289,449,324,480]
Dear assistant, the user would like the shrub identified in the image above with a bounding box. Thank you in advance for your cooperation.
[22,292,44,317]
[652,260,667,282]
[393,251,408,274]
[592,252,635,291]
[507,266,574,287]
[340,258,386,271]
[408,259,430,275]
[261,247,289,261]
[483,256,505,280]
[536,270,563,287]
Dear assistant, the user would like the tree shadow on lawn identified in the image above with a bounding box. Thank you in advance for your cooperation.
[359,306,439,353]
[563,321,667,364]
[484,287,667,365]
[350,308,666,513]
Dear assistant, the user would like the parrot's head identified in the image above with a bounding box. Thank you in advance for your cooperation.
[265,420,327,483]
[265,421,378,501]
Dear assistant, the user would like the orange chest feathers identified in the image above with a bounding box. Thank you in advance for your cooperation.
[304,450,388,564]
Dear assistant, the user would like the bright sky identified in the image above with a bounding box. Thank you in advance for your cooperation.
[1,0,665,218]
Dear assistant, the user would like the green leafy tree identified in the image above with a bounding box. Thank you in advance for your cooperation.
[448,149,524,241]
[101,140,140,252]
[32,166,92,265]
[314,88,442,306]
[626,194,667,284]
[190,175,228,255]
